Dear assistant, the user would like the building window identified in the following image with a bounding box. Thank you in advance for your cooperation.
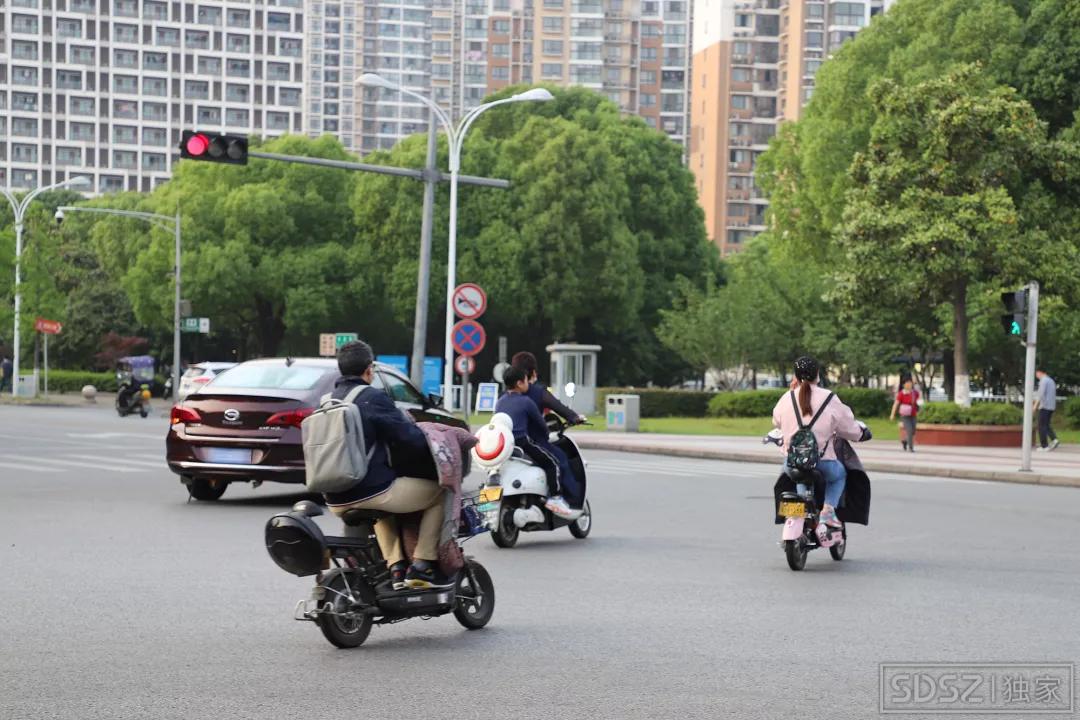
[227,9,251,27]
[640,70,657,85]
[113,100,138,119]
[12,40,38,60]
[186,30,210,49]
[143,102,168,121]
[70,97,95,115]
[112,75,137,93]
[731,94,749,109]
[12,14,39,33]
[13,66,39,86]
[56,148,83,166]
[543,17,564,32]
[143,153,168,172]
[198,56,222,75]
[12,119,38,137]
[185,80,210,99]
[113,125,138,144]
[493,19,511,34]
[641,47,657,61]
[142,127,168,146]
[13,144,39,163]
[113,0,138,15]
[143,77,167,96]
[144,52,168,71]
[70,122,95,140]
[542,40,564,56]
[226,84,250,103]
[57,18,83,38]
[70,0,95,11]
[268,12,292,31]
[832,2,866,27]
[640,93,656,107]
[100,176,125,193]
[152,27,178,47]
[541,63,563,79]
[268,62,291,80]
[732,68,752,83]
[114,49,138,68]
[807,2,825,17]
[280,38,303,57]
[227,59,251,77]
[114,24,139,43]
[226,109,250,126]
[198,6,222,25]
[70,46,95,64]
[226,34,251,53]
[267,112,291,130]
[145,1,168,19]
[13,92,38,111]
[56,70,82,90]
[198,107,222,124]
[280,88,301,106]
[492,66,510,80]
[805,31,824,48]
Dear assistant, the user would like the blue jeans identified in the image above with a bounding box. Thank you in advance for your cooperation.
[785,459,847,508]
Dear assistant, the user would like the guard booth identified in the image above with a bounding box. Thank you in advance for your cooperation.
[546,343,601,415]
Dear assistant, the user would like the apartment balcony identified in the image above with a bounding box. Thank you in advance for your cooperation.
[727,161,753,172]
[727,216,752,228]
[730,136,753,147]
[728,108,752,120]
[731,53,752,65]
[727,189,751,201]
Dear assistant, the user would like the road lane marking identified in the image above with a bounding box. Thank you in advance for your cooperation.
[7,455,144,474]
[0,460,61,473]
[71,454,166,469]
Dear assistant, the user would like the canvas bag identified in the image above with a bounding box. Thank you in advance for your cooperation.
[301,385,375,494]
[786,390,834,473]
[899,388,917,417]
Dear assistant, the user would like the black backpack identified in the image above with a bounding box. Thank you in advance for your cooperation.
[786,390,834,473]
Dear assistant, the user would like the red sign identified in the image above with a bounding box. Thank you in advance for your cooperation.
[34,317,62,335]
[454,355,476,376]
[451,320,486,357]
[452,283,487,321]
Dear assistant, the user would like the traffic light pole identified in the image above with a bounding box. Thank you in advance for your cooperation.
[1020,281,1039,472]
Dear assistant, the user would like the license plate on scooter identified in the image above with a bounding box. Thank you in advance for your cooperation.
[779,500,807,517]
[479,486,503,503]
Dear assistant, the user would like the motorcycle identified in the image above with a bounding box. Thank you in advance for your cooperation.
[472,413,592,548]
[115,355,154,418]
[265,499,496,648]
[764,425,873,571]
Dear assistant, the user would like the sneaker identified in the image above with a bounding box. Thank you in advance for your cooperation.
[1050,439,1061,451]
[389,561,408,590]
[901,440,908,451]
[404,560,456,590]
[544,495,574,518]
[1037,446,1048,452]
[819,505,842,528]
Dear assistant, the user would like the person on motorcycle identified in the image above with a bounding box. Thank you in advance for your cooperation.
[323,340,452,590]
[510,351,587,425]
[495,366,582,519]
[772,356,866,529]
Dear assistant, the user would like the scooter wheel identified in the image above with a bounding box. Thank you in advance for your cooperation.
[490,501,519,549]
[569,499,592,539]
[317,572,374,648]
[139,406,149,418]
[453,560,495,630]
[784,539,808,571]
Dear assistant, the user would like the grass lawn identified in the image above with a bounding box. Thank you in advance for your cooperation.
[469,412,1080,444]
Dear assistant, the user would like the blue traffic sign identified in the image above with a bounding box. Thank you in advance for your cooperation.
[451,320,486,357]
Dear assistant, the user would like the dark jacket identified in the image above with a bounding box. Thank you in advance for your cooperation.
[323,375,432,506]
[772,438,871,526]
[495,390,549,443]
[525,381,578,423]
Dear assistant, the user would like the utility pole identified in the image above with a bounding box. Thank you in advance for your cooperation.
[1020,281,1039,472]
[410,116,438,388]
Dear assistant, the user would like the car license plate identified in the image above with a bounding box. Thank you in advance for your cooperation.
[479,486,503,503]
[206,447,252,465]
[779,500,807,517]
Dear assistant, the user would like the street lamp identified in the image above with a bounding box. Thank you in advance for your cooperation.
[55,206,183,402]
[357,73,553,410]
[1,175,92,397]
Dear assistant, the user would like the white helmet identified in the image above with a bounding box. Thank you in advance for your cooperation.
[472,416,514,469]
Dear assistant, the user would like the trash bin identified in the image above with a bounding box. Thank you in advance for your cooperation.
[606,394,640,433]
[15,373,38,398]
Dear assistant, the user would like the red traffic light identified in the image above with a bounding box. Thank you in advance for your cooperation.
[179,131,248,165]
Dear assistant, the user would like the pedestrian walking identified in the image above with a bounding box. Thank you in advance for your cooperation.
[1035,367,1060,451]
[890,376,920,452]
[0,355,12,393]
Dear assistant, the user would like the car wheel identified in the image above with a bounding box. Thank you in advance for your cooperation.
[187,477,227,501]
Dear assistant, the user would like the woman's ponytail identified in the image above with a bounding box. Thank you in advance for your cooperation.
[799,380,813,417]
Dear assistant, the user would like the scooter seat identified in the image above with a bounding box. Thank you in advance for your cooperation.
[341,508,391,526]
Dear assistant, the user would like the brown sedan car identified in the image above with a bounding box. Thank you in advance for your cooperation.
[166,357,466,501]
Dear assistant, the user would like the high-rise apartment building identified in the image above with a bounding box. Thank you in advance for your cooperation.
[335,0,693,155]
[1,0,306,193]
[689,0,889,254]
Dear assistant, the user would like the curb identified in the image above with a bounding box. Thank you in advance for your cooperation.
[575,439,1080,489]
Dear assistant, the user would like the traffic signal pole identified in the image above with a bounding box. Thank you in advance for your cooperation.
[1020,281,1039,472]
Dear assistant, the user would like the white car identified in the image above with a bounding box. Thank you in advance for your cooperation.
[178,362,237,400]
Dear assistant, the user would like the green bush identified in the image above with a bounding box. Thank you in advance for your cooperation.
[1059,397,1080,429]
[834,388,892,417]
[45,370,117,393]
[919,401,1023,426]
[597,388,715,418]
[708,389,787,417]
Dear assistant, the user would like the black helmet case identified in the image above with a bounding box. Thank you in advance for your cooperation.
[264,512,326,577]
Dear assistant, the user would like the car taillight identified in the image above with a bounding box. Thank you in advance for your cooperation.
[192,376,211,384]
[171,406,202,425]
[266,408,314,429]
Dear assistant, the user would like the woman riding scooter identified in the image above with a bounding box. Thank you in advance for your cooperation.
[771,356,867,531]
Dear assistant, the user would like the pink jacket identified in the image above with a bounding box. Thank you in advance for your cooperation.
[772,385,863,462]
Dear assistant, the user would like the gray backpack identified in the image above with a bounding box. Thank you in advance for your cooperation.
[301,385,375,494]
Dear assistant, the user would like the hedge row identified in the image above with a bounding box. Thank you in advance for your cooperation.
[596,388,714,418]
[1059,397,1080,429]
[44,370,118,393]
[918,402,1023,426]
[596,387,892,419]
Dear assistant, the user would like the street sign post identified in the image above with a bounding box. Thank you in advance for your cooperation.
[1019,282,1040,473]
[475,382,500,413]
[34,317,61,397]
[182,317,210,334]
[451,320,486,357]
[336,332,358,348]
[452,283,487,321]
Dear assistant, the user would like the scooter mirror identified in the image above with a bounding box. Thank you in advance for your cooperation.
[564,382,576,398]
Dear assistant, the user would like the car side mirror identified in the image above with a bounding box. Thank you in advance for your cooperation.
[426,393,443,408]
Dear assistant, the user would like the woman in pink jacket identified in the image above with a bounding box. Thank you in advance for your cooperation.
[772,356,866,529]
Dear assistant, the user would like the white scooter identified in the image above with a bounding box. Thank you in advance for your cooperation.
[472,413,592,548]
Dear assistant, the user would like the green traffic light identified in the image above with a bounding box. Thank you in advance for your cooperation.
[1011,321,1022,335]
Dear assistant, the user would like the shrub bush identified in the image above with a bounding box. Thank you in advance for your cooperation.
[834,388,892,417]
[597,388,715,418]
[919,402,1023,426]
[45,370,117,393]
[1059,397,1080,429]
[708,389,787,417]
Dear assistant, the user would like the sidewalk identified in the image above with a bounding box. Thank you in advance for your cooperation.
[0,392,99,407]
[575,432,1080,488]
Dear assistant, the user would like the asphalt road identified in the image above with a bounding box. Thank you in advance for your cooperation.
[1,404,1077,720]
